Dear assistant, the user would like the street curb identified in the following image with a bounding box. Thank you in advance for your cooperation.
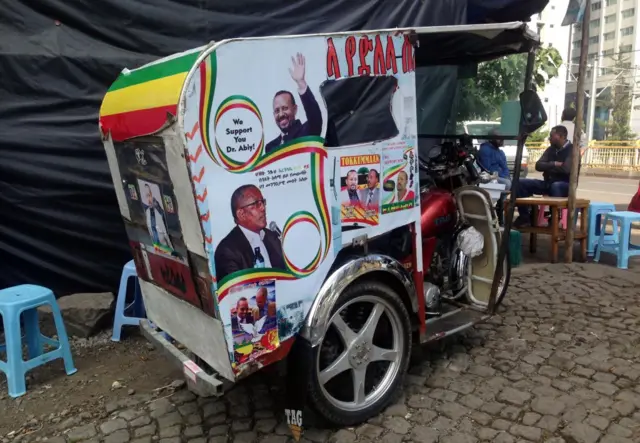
[583,170,640,180]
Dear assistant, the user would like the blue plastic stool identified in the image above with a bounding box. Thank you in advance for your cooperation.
[0,285,77,397]
[594,211,640,269]
[587,202,617,257]
[111,260,146,342]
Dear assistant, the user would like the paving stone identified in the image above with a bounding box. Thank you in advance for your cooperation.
[438,401,470,420]
[101,419,128,435]
[131,438,153,443]
[608,423,633,437]
[440,433,477,443]
[159,439,181,443]
[350,423,381,440]
[532,397,566,416]
[157,412,182,429]
[231,419,253,433]
[492,419,513,431]
[118,409,145,421]
[537,415,560,432]
[431,416,456,431]
[522,412,541,426]
[561,422,601,443]
[380,432,403,443]
[160,426,181,439]
[585,414,610,431]
[477,428,499,440]
[498,388,531,406]
[104,430,131,443]
[208,425,229,437]
[591,382,619,396]
[134,423,157,438]
[184,426,204,438]
[599,437,633,443]
[407,394,434,409]
[510,424,542,441]
[328,430,354,443]
[67,424,98,442]
[208,437,229,443]
[233,431,258,443]
[382,417,411,435]
[409,426,439,443]
[130,415,152,428]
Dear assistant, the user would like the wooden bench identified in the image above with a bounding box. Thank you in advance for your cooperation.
[504,197,590,263]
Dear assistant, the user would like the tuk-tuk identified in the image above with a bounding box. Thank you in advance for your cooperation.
[99,22,546,440]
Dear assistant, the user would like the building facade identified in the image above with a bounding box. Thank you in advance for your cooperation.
[566,0,640,139]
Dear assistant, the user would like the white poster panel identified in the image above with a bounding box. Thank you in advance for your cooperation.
[181,32,420,372]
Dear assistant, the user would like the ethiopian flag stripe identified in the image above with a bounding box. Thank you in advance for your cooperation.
[100,73,186,116]
[99,47,204,141]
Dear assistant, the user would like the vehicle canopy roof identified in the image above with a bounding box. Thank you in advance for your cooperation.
[99,22,539,142]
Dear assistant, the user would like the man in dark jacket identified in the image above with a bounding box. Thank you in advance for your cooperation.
[265,52,323,154]
[514,125,576,227]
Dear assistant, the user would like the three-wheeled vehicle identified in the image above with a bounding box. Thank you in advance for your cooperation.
[99,22,546,440]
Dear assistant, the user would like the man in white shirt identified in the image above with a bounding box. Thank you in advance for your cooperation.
[560,107,588,157]
[214,185,285,282]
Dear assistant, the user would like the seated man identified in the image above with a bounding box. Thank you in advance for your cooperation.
[478,129,511,191]
[514,125,576,228]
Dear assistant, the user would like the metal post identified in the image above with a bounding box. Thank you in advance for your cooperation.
[587,56,598,141]
[487,50,536,314]
[565,0,590,263]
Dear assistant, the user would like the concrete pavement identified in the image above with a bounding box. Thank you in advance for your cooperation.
[17,263,640,443]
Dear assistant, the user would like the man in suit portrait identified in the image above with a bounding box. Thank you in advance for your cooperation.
[358,169,380,210]
[215,185,285,282]
[231,297,255,336]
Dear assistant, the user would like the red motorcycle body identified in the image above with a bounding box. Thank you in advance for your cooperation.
[419,188,458,271]
[420,188,458,238]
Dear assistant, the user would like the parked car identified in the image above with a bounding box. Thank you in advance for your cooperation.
[460,121,529,178]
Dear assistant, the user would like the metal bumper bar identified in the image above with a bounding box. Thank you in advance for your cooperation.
[140,319,228,397]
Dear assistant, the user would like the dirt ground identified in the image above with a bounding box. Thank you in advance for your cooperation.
[0,331,181,439]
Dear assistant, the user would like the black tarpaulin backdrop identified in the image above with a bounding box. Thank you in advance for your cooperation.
[0,1,545,296]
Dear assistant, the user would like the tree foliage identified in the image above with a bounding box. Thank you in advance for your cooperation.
[456,46,563,122]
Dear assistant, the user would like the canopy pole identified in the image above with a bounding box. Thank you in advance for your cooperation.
[487,49,536,314]
[565,0,590,263]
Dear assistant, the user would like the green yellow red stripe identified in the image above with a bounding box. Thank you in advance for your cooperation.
[99,46,203,141]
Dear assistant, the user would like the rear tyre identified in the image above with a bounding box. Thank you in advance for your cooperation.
[306,280,412,426]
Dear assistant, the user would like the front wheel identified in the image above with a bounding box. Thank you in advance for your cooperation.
[495,247,511,308]
[307,280,412,426]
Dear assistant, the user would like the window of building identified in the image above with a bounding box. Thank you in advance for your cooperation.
[591,18,601,28]
[621,26,634,36]
[622,8,635,18]
[604,31,616,41]
[603,49,615,57]
[588,53,597,61]
[606,0,617,6]
[589,36,600,44]
[572,56,580,64]
[620,44,633,53]
[592,1,602,10]
[573,39,582,49]
[605,14,616,24]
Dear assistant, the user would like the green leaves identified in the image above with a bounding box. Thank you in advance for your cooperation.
[456,47,563,122]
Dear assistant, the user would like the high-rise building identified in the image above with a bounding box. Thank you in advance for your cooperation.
[530,0,573,129]
[566,0,640,139]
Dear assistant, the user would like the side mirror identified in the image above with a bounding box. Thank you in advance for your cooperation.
[519,90,548,134]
